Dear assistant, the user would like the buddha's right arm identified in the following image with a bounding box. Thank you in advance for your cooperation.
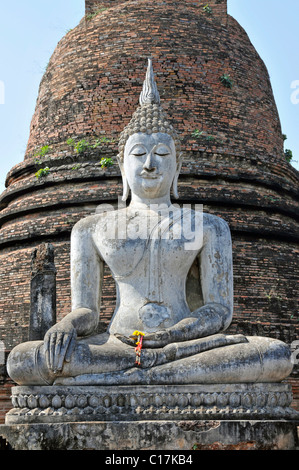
[43,219,103,372]
[68,217,103,337]
[56,307,99,338]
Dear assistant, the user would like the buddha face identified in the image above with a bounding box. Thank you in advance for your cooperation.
[123,132,179,201]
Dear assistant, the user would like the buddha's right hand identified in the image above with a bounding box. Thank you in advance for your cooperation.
[44,321,77,373]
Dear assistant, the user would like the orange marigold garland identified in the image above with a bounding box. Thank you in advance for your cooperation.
[131,330,145,366]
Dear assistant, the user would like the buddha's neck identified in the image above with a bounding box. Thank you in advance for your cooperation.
[130,194,172,210]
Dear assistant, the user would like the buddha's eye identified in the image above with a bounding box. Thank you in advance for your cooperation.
[155,145,170,157]
[133,152,146,157]
[131,146,146,157]
[155,151,170,156]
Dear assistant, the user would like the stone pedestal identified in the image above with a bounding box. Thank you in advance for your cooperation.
[1,420,298,451]
[1,383,298,450]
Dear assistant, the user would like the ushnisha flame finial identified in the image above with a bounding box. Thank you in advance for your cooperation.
[139,58,161,106]
[118,58,181,165]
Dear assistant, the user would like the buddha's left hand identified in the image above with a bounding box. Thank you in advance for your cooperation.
[115,330,170,348]
[143,329,171,348]
[142,303,230,348]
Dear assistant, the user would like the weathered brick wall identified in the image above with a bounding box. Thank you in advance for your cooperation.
[0,383,14,425]
[86,0,227,22]
[0,0,298,422]
[0,352,14,425]
[24,0,282,161]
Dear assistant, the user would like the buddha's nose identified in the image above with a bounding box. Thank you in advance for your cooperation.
[143,152,156,172]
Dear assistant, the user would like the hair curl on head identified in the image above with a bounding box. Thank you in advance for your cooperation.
[118,103,181,161]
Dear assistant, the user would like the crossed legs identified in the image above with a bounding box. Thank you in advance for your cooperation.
[7,332,293,386]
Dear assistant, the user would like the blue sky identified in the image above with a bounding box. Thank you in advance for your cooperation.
[0,0,298,194]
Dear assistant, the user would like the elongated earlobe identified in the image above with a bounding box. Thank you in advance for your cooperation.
[117,155,130,202]
[122,176,130,202]
[172,155,182,199]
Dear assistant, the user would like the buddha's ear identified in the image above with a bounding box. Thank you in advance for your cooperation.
[117,154,130,202]
[172,152,182,199]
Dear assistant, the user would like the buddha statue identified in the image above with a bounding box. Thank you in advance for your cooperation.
[7,60,293,387]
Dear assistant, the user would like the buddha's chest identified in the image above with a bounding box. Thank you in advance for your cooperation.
[97,232,194,279]
[93,209,202,280]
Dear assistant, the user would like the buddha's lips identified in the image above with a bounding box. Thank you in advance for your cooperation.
[140,171,160,179]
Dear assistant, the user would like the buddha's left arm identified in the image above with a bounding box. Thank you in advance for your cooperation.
[198,215,233,330]
[144,215,233,347]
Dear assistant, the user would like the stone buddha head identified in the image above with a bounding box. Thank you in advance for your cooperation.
[117,59,182,202]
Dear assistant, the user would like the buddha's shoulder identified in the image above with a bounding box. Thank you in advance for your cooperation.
[202,212,230,233]
[71,205,124,233]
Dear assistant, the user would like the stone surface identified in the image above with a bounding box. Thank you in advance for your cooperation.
[29,243,57,341]
[1,419,298,450]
